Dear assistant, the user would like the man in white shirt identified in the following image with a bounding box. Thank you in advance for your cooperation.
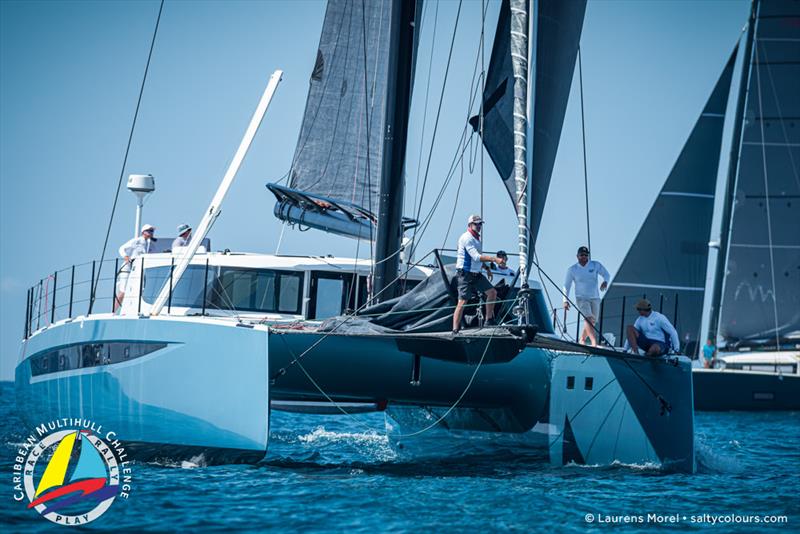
[115,224,157,311]
[452,215,503,334]
[625,299,680,356]
[563,246,610,346]
[172,223,192,250]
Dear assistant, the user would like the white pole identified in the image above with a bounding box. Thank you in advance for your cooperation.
[150,69,283,316]
[134,198,144,239]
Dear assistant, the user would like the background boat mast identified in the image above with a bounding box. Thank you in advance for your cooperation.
[706,0,759,345]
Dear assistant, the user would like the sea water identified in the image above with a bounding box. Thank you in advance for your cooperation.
[1,382,797,532]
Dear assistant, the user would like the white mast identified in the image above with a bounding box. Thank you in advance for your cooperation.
[510,0,530,320]
[150,69,283,316]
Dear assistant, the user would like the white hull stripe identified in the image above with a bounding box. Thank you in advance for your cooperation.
[613,282,705,292]
[701,112,725,118]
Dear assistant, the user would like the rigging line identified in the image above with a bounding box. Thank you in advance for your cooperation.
[761,45,800,190]
[578,45,591,252]
[442,140,467,248]
[409,0,463,251]
[394,300,518,438]
[270,249,435,381]
[89,0,164,313]
[412,0,438,221]
[754,41,781,350]
[408,25,487,260]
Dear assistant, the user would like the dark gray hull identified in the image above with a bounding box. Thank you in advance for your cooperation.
[268,329,552,432]
[693,369,800,411]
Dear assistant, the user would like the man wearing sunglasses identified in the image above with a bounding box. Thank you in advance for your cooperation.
[452,215,503,334]
[625,298,680,356]
[563,246,610,346]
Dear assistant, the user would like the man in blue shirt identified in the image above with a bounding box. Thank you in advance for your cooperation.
[702,339,716,368]
[452,215,503,334]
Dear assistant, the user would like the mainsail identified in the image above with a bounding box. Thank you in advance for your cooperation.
[601,51,737,354]
[268,0,392,240]
[717,0,800,347]
[475,0,587,254]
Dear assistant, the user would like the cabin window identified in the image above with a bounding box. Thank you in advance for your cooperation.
[212,268,303,314]
[141,265,213,308]
[141,265,304,314]
[566,376,575,389]
[29,341,167,377]
[309,272,355,319]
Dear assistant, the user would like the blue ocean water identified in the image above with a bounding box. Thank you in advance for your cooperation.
[1,381,798,532]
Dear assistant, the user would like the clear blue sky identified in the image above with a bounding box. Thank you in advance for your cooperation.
[0,0,749,380]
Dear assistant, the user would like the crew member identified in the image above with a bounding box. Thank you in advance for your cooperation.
[452,215,502,334]
[563,246,611,347]
[116,224,157,311]
[172,223,192,249]
[625,299,680,356]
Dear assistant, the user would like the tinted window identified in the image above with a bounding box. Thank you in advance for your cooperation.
[211,268,302,314]
[141,265,213,308]
[29,342,167,377]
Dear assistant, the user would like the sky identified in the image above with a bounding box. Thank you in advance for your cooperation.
[0,0,750,380]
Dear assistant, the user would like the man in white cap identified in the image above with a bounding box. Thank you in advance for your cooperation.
[172,223,192,250]
[452,215,503,334]
[563,245,610,346]
[115,224,157,310]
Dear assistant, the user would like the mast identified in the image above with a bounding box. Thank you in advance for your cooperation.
[511,0,530,318]
[373,0,418,302]
[706,0,759,344]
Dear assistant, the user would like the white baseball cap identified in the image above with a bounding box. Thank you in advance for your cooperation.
[467,214,484,225]
[141,224,155,233]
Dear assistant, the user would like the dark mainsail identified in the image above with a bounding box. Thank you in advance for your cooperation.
[717,0,800,347]
[475,0,587,251]
[268,0,392,240]
[601,51,737,354]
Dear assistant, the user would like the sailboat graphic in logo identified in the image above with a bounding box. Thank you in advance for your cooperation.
[25,430,120,524]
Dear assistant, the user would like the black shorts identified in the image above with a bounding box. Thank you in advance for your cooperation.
[456,270,493,300]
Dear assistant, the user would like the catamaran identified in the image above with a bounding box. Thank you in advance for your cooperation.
[16,0,696,471]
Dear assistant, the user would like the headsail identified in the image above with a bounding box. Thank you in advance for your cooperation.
[268,0,392,240]
[601,52,737,354]
[475,0,586,256]
[718,0,800,347]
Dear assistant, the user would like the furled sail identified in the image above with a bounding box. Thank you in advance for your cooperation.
[718,0,800,347]
[601,51,737,354]
[268,0,392,240]
[474,0,586,250]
